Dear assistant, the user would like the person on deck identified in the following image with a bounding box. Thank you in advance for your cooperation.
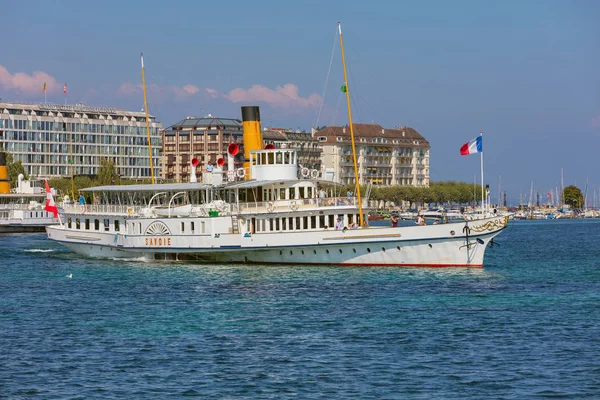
[78,193,85,205]
[335,218,343,230]
[391,215,399,227]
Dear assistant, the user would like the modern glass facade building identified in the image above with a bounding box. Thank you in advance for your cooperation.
[0,102,162,179]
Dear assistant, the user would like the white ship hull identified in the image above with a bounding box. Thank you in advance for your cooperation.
[47,215,508,267]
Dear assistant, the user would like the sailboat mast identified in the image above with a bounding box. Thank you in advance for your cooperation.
[338,22,364,226]
[141,53,156,184]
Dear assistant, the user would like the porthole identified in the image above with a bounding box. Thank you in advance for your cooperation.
[397,246,401,251]
[476,238,484,244]
[339,249,343,253]
[367,248,371,253]
[428,244,433,248]
[450,230,455,236]
[326,249,330,254]
[382,247,386,252]
[301,250,305,255]
[353,248,357,253]
[279,250,283,255]
[290,250,293,255]
[313,249,317,254]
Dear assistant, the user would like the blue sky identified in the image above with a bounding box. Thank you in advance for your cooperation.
[1,0,598,205]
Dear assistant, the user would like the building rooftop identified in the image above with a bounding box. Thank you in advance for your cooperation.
[165,116,243,131]
[315,124,429,148]
[0,101,156,121]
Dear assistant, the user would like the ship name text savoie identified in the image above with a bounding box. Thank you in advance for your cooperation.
[145,237,172,246]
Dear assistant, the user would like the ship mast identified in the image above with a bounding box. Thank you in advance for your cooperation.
[141,53,155,184]
[338,22,364,226]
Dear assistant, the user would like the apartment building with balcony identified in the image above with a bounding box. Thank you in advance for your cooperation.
[317,124,430,187]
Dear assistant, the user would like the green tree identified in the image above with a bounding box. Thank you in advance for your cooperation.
[2,151,29,188]
[96,158,120,186]
[563,185,583,209]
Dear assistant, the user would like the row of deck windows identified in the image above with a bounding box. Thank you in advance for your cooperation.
[254,213,360,233]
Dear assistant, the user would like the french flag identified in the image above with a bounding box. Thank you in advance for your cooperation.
[460,135,483,155]
[44,180,59,218]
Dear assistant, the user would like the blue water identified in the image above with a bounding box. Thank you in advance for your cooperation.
[1,220,599,399]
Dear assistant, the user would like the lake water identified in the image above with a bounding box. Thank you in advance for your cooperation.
[1,219,599,398]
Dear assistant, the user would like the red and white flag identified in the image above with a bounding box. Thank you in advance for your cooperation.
[63,83,67,94]
[44,180,59,218]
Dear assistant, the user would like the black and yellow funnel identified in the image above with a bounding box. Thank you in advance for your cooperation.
[0,152,10,194]
[241,106,263,178]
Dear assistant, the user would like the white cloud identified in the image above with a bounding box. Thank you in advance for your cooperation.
[0,65,59,95]
[223,83,321,109]
[117,81,321,111]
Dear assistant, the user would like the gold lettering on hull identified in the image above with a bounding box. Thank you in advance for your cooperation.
[145,237,172,246]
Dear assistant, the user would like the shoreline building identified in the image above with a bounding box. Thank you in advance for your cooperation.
[161,116,244,182]
[316,124,430,187]
[0,102,162,179]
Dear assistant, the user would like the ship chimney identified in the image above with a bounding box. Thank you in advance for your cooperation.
[241,106,263,180]
[0,152,10,194]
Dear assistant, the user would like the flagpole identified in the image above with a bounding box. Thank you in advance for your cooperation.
[480,131,484,215]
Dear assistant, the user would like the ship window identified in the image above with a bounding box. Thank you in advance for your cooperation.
[181,222,185,233]
[104,219,109,232]
[75,218,80,229]
[275,218,280,231]
[85,219,90,230]
[67,218,72,228]
[281,218,286,231]
[94,219,100,230]
[269,219,274,231]
[114,220,120,232]
[296,217,301,230]
[310,216,316,230]
[319,215,325,228]
[328,215,335,227]
[288,217,293,229]
[303,216,308,229]
[201,221,205,233]
[139,223,142,234]
[191,222,195,233]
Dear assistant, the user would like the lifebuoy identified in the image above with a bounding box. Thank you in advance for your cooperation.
[127,208,133,216]
[236,168,245,178]
[310,169,319,179]
[290,200,299,211]
[301,167,309,178]
[267,201,274,212]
